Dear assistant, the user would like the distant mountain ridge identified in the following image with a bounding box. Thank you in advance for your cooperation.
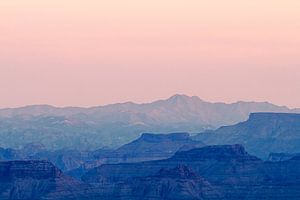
[0,94,299,150]
[1,94,298,121]
[193,112,300,158]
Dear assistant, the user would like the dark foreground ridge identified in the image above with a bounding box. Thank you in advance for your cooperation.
[81,144,300,199]
[0,160,94,200]
[1,144,300,199]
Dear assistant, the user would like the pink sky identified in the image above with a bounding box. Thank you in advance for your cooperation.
[0,0,300,108]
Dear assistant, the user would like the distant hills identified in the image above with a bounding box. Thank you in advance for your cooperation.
[193,113,300,158]
[0,94,299,150]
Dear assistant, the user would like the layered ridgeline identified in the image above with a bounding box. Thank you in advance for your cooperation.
[193,113,300,158]
[0,133,204,178]
[81,144,300,200]
[0,94,299,150]
[2,145,300,200]
[2,113,300,169]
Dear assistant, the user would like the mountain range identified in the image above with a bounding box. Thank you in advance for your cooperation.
[2,112,300,172]
[1,110,300,199]
[0,94,299,150]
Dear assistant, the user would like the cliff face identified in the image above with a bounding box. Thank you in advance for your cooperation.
[193,113,300,158]
[82,144,300,200]
[0,160,94,200]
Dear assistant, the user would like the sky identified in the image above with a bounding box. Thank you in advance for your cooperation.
[0,0,299,108]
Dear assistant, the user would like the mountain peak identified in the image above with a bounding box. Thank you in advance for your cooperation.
[166,94,203,103]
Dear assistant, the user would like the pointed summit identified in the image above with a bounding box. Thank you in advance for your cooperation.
[166,94,203,104]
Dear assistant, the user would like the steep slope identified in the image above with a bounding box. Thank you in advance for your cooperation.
[193,113,300,158]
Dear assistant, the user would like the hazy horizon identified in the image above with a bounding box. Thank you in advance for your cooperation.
[1,1,299,108]
[0,94,299,110]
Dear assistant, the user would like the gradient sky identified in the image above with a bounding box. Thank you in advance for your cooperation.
[0,0,299,108]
